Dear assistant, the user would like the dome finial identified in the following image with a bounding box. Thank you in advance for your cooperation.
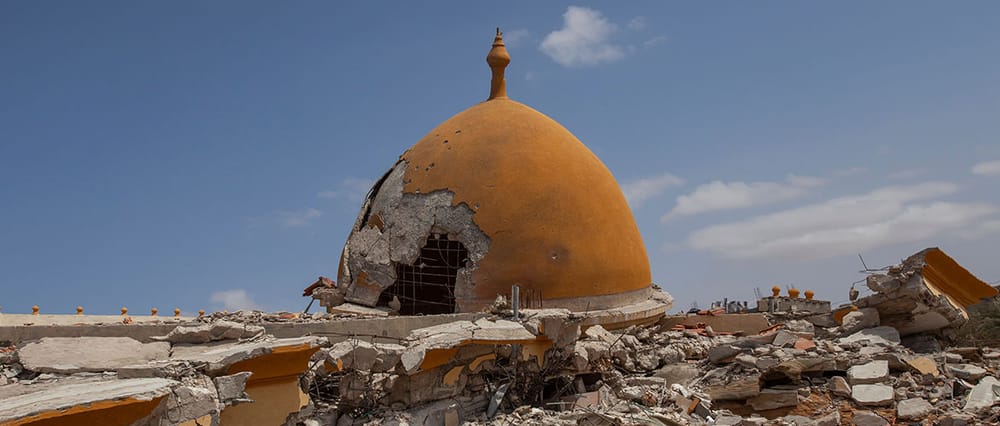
[486,27,510,100]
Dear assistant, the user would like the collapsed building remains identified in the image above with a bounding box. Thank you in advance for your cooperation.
[3,247,998,425]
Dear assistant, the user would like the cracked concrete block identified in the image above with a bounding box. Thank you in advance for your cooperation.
[707,345,741,364]
[653,363,699,387]
[170,337,321,375]
[19,337,170,374]
[471,319,535,341]
[213,372,252,405]
[816,411,840,426]
[705,375,759,401]
[851,384,894,406]
[0,378,178,424]
[583,325,616,344]
[948,364,987,382]
[852,411,888,426]
[327,339,382,371]
[747,388,798,411]
[828,376,851,397]
[772,330,799,348]
[848,360,889,385]
[838,326,900,347]
[856,248,997,337]
[840,308,880,334]
[163,385,220,425]
[896,397,934,420]
[155,320,264,344]
[963,376,1000,412]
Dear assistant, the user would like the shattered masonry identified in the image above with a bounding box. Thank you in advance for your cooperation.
[3,247,1000,425]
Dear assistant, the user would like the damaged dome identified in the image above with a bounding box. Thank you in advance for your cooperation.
[336,30,658,315]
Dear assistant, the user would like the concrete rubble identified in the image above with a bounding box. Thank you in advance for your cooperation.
[0,316,325,425]
[2,247,999,425]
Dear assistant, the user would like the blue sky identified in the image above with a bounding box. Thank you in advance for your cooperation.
[2,2,999,315]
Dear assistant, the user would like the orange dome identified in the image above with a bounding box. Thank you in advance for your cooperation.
[336,30,654,314]
[401,98,652,311]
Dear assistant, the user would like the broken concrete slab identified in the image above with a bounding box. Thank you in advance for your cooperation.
[851,383,894,406]
[963,375,1000,412]
[851,410,889,426]
[705,376,759,401]
[471,318,536,341]
[948,364,987,382]
[170,336,322,375]
[896,397,934,420]
[154,320,264,344]
[905,356,940,377]
[815,410,840,426]
[328,303,391,317]
[848,360,889,385]
[747,388,799,410]
[838,326,900,347]
[18,337,170,374]
[214,372,252,405]
[840,307,880,335]
[325,339,405,373]
[0,378,178,423]
[856,248,998,337]
[828,376,851,397]
[654,363,700,387]
[707,344,741,364]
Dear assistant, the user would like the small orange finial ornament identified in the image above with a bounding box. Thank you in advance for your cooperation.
[32,305,39,315]
[486,27,511,100]
[804,290,815,301]
[771,286,781,297]
[788,287,800,299]
[151,308,158,316]
[76,306,83,315]
[121,307,128,315]
[174,308,181,317]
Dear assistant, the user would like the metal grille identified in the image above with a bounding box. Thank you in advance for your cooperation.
[379,234,468,315]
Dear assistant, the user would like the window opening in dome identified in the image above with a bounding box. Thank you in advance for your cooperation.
[378,234,468,315]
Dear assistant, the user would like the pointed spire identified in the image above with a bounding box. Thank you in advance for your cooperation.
[486,27,510,100]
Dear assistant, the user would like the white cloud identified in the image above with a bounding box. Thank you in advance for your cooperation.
[662,175,826,221]
[502,29,531,47]
[318,177,374,202]
[687,182,997,260]
[972,160,1000,176]
[621,173,684,207]
[277,208,322,228]
[540,6,625,67]
[210,289,263,311]
[626,17,647,31]
[642,35,668,48]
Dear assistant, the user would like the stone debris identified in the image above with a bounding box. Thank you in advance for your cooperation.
[896,396,934,420]
[18,337,170,374]
[847,360,889,385]
[853,247,998,339]
[153,319,265,343]
[3,247,1000,425]
[0,319,324,425]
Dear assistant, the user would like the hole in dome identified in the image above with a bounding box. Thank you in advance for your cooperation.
[378,234,468,315]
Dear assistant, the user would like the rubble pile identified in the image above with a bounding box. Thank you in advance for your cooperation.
[0,320,324,425]
[293,308,1000,425]
[2,248,997,425]
[285,250,1000,425]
